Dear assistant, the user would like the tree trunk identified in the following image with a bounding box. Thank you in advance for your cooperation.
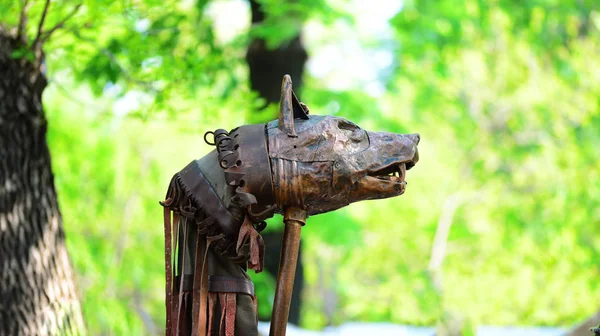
[0,30,85,335]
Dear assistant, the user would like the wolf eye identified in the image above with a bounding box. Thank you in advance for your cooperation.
[337,120,360,131]
[337,119,366,143]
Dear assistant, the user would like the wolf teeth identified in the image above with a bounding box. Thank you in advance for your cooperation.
[398,163,406,181]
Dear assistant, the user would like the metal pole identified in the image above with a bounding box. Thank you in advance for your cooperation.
[269,207,306,336]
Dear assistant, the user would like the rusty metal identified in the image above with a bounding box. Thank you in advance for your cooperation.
[160,74,420,336]
[267,114,420,216]
[221,124,276,221]
[269,207,306,336]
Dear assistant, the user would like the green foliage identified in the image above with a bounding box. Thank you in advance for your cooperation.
[385,0,600,327]
[10,47,35,61]
[3,0,600,333]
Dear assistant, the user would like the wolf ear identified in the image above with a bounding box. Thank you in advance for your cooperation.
[279,75,309,137]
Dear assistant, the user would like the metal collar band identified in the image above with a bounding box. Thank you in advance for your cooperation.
[204,124,277,225]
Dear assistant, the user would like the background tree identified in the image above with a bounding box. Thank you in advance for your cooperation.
[0,3,86,334]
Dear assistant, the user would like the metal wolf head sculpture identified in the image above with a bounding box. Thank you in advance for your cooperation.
[160,75,419,336]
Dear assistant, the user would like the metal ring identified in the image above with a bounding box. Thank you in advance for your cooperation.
[204,131,215,146]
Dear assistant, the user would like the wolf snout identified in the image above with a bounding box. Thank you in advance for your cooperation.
[409,133,420,145]
[404,133,419,169]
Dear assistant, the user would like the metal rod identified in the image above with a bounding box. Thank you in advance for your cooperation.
[269,207,306,336]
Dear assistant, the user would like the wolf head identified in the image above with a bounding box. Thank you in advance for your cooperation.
[266,75,420,215]
[181,74,418,235]
[212,75,420,220]
[163,75,419,270]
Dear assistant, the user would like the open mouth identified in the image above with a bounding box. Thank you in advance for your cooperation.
[370,163,408,184]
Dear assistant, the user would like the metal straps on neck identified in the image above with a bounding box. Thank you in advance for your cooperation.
[177,160,242,235]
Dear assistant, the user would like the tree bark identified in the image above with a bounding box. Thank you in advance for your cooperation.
[0,30,85,335]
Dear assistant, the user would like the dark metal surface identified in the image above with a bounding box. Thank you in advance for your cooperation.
[161,74,420,336]
[228,125,277,219]
[177,160,241,235]
[269,208,306,336]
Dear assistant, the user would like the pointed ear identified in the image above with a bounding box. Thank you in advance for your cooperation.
[278,75,297,137]
[278,75,309,137]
